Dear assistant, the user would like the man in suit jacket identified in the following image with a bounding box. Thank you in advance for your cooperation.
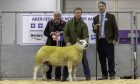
[92,1,118,80]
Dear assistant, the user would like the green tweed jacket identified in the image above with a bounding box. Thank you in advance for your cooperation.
[64,17,89,44]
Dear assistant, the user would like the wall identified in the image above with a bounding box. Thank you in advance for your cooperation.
[63,0,140,12]
[0,0,57,11]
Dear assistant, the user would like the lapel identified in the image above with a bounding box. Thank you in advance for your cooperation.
[95,15,99,24]
[104,13,109,29]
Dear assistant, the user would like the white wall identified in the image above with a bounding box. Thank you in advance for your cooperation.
[63,0,140,13]
[118,0,140,12]
[0,0,57,11]
[63,0,117,12]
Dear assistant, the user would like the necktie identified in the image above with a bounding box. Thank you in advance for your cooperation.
[100,14,104,26]
[99,14,104,38]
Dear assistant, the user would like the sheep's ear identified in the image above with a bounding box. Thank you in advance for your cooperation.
[86,38,89,43]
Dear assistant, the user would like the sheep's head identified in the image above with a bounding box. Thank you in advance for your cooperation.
[76,39,88,49]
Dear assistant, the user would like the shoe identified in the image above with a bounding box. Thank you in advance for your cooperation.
[46,76,52,80]
[61,78,67,82]
[55,78,61,81]
[47,77,52,80]
[110,76,115,80]
[120,76,132,79]
[98,76,108,80]
[86,77,91,81]
[47,78,52,80]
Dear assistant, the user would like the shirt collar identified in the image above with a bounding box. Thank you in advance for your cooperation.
[99,11,106,16]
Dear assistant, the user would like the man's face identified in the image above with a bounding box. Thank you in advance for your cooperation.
[98,3,106,14]
[54,15,61,23]
[74,10,82,19]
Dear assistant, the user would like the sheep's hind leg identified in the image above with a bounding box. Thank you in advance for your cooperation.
[33,64,41,81]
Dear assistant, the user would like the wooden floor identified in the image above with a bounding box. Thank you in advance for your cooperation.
[0,79,140,84]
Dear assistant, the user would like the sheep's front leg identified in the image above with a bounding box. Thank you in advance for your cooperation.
[72,65,77,81]
[67,62,73,82]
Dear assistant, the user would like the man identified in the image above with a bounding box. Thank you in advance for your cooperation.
[92,1,118,80]
[43,11,68,81]
[63,7,91,81]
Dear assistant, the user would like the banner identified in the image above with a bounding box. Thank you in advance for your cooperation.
[22,13,97,45]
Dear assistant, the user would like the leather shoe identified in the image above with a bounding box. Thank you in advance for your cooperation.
[110,76,115,80]
[55,77,61,81]
[61,78,67,82]
[86,77,91,81]
[55,78,61,81]
[98,76,108,80]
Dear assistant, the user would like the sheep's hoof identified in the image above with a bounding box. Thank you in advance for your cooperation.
[33,79,37,82]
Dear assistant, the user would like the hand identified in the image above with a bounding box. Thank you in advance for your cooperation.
[94,24,100,30]
[113,40,118,45]
[66,42,71,46]
[52,35,57,41]
[55,32,60,36]
[50,32,55,36]
[60,31,63,34]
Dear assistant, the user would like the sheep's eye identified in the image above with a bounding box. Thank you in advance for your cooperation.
[79,41,83,44]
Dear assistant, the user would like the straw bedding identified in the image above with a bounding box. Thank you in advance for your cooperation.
[0,80,140,84]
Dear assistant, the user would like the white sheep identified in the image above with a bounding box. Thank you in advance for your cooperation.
[33,39,88,81]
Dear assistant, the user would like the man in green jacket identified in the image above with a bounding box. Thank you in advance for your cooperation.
[63,7,91,81]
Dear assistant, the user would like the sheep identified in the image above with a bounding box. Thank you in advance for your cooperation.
[33,39,88,81]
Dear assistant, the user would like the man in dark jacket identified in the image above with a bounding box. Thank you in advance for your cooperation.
[92,1,118,80]
[44,11,68,81]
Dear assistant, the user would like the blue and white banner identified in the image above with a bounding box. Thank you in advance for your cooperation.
[22,13,53,45]
[21,13,98,45]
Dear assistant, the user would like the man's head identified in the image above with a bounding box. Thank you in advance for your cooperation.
[53,10,62,23]
[98,1,106,14]
[74,7,82,20]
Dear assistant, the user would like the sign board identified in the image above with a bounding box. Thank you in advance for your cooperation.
[21,13,98,45]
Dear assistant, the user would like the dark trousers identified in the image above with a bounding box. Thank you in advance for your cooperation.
[62,50,91,79]
[82,50,91,78]
[62,66,68,79]
[46,65,61,79]
[46,65,68,79]
[98,38,115,77]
